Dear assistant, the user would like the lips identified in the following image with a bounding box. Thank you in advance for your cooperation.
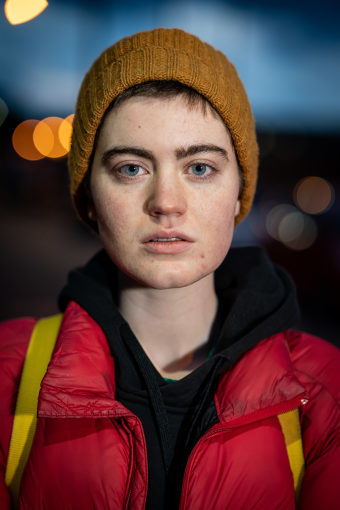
[142,231,194,243]
[150,237,182,242]
[141,231,194,254]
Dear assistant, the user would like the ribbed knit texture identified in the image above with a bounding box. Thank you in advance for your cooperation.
[68,28,259,226]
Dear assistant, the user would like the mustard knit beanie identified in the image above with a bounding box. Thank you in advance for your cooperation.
[69,27,258,226]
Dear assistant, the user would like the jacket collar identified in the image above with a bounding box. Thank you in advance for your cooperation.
[215,333,308,426]
[38,301,130,418]
[39,302,307,422]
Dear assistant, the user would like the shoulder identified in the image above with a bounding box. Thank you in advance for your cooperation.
[0,316,37,404]
[286,331,340,469]
[285,332,340,507]
[0,318,37,470]
[286,330,340,405]
[0,317,36,373]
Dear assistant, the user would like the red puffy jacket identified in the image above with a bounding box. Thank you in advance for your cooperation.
[1,300,340,509]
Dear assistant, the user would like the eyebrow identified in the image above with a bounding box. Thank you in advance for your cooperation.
[101,144,229,164]
[176,144,229,161]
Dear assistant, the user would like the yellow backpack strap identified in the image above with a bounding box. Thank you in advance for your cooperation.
[278,408,305,501]
[5,313,63,506]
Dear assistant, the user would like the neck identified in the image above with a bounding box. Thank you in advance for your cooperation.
[118,273,218,379]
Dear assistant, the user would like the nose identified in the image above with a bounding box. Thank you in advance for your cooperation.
[145,171,187,220]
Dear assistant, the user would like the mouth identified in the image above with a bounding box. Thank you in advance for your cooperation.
[149,237,183,242]
[142,231,194,244]
[142,232,194,254]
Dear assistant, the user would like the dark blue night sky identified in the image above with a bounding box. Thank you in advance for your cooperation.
[1,0,340,132]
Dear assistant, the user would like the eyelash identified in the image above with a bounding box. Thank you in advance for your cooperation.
[114,164,147,180]
[186,163,216,180]
[112,162,217,182]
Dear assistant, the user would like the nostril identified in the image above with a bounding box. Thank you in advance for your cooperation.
[146,191,187,217]
[148,202,186,217]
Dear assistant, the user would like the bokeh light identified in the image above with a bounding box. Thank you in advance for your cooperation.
[0,98,9,127]
[266,204,295,241]
[5,0,48,25]
[266,204,318,250]
[12,114,74,161]
[33,119,54,157]
[33,117,68,158]
[293,176,334,215]
[284,214,318,251]
[12,120,45,161]
[58,114,74,152]
[278,211,304,244]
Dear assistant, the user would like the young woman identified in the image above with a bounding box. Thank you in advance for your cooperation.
[1,28,339,510]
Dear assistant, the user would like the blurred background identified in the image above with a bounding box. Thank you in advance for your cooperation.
[0,0,339,345]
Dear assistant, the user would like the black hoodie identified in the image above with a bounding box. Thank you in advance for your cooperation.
[59,246,299,509]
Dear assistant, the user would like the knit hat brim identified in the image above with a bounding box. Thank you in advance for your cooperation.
[69,28,258,226]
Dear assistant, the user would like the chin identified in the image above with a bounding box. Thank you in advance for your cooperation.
[127,266,214,290]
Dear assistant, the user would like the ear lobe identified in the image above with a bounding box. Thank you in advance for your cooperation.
[234,199,241,217]
[87,204,97,222]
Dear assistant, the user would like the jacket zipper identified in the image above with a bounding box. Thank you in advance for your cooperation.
[178,395,308,510]
[124,468,135,510]
[124,431,135,510]
[178,426,232,510]
[121,416,148,510]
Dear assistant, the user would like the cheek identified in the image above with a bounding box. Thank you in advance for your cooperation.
[94,194,132,243]
[201,199,237,257]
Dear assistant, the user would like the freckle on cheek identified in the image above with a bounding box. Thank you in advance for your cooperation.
[200,254,205,259]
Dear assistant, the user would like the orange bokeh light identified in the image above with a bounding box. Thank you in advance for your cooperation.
[12,120,44,161]
[5,0,48,25]
[13,115,74,161]
[293,176,334,215]
[33,120,54,156]
[58,114,74,152]
[33,117,68,158]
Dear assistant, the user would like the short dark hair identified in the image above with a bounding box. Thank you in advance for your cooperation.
[105,80,214,115]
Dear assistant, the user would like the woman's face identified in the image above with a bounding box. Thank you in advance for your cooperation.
[89,95,240,290]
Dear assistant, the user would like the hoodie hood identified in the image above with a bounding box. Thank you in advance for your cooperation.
[59,246,300,363]
[55,246,301,509]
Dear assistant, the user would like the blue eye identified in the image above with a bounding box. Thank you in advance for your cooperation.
[189,164,210,176]
[121,164,141,176]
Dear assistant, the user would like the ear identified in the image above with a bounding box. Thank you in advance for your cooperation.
[87,202,97,222]
[234,199,241,217]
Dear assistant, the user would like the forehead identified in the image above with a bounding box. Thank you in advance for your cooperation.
[96,95,232,151]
